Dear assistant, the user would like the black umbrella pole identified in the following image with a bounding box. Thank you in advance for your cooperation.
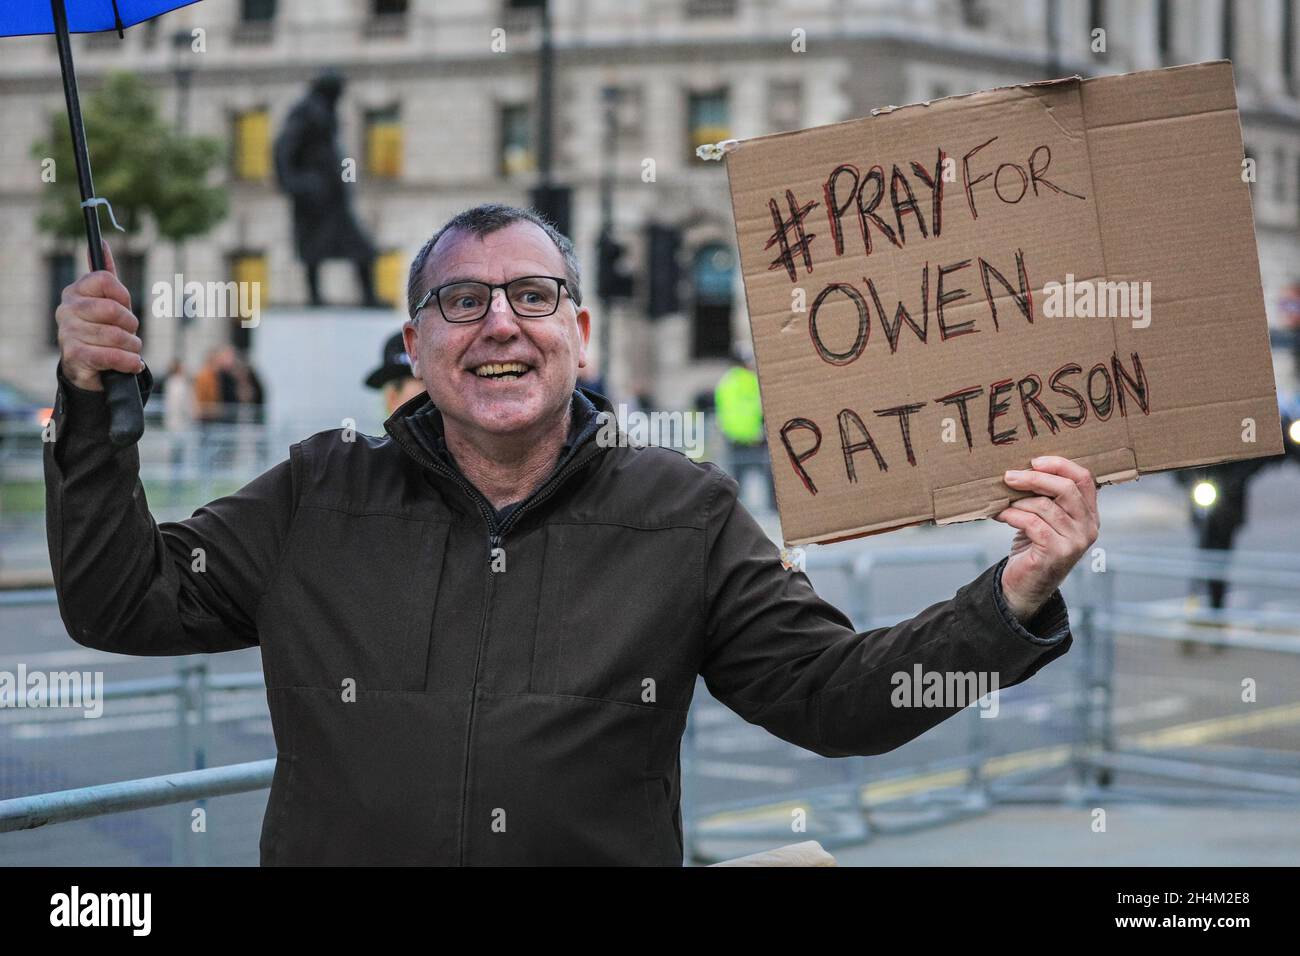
[50,0,144,446]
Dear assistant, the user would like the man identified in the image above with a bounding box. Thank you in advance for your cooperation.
[364,331,426,415]
[46,204,1097,866]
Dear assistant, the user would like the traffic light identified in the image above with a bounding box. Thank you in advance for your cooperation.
[597,229,634,300]
[646,223,682,319]
[529,183,572,238]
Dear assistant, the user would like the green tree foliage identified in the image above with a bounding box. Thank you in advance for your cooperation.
[31,71,227,245]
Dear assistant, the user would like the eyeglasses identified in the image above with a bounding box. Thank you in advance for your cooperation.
[414,275,579,324]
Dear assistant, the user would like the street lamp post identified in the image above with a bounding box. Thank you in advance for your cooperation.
[171,28,194,363]
[1045,0,1061,79]
[598,86,620,384]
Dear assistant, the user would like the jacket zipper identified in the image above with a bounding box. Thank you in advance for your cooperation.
[393,425,605,865]
[460,525,496,865]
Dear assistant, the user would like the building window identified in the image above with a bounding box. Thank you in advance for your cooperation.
[959,0,989,29]
[365,106,403,179]
[366,0,408,37]
[233,109,271,181]
[375,250,405,306]
[767,80,802,133]
[1157,0,1172,64]
[1285,0,1296,93]
[499,103,535,177]
[686,0,738,16]
[688,89,729,160]
[49,251,145,346]
[502,0,544,33]
[242,0,276,20]
[46,253,76,349]
[692,244,736,360]
[1222,0,1235,61]
[229,252,267,349]
[1278,147,1289,202]
[1088,0,1107,58]
[236,0,276,43]
[607,86,643,143]
[84,30,124,51]
[231,252,268,302]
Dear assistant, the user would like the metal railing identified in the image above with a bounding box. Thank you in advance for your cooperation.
[4,544,1300,865]
[1058,547,1300,807]
[0,647,266,866]
[684,544,998,855]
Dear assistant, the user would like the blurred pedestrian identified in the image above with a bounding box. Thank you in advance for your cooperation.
[161,358,195,434]
[364,331,425,415]
[1282,281,1300,387]
[578,362,607,401]
[230,350,265,425]
[161,358,195,503]
[715,345,774,510]
[192,346,226,425]
[1176,446,1286,653]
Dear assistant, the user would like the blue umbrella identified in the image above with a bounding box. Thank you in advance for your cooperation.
[2,1,205,445]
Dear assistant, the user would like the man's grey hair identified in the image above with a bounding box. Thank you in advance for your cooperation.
[406,203,583,321]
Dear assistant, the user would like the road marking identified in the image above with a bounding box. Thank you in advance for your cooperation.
[1111,696,1188,725]
[0,649,135,669]
[693,761,799,784]
[4,698,268,739]
[699,702,1300,829]
[1128,701,1300,749]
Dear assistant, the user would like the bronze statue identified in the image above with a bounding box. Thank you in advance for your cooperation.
[273,70,381,307]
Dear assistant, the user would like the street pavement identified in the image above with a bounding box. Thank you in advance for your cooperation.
[697,805,1300,866]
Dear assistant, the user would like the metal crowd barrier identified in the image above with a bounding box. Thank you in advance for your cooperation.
[1050,547,1300,808]
[685,544,1001,859]
[4,545,1300,865]
[0,635,265,866]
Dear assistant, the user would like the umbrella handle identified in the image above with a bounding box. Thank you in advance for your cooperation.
[102,372,145,446]
[85,235,144,447]
[50,0,144,446]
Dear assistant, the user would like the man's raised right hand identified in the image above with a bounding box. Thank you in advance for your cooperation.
[54,241,144,392]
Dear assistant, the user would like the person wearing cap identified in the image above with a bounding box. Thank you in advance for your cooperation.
[365,330,426,414]
[45,203,1098,866]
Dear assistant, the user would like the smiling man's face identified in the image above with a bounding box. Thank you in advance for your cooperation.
[403,221,591,441]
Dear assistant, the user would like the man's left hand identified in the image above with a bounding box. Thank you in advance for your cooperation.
[994,455,1100,623]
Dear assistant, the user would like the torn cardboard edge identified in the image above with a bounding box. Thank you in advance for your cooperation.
[717,61,1224,156]
[723,60,1282,549]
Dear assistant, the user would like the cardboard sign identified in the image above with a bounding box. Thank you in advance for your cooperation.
[723,61,1282,546]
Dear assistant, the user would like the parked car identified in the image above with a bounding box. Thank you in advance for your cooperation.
[0,380,52,450]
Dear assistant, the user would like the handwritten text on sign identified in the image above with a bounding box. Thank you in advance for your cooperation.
[758,136,1151,497]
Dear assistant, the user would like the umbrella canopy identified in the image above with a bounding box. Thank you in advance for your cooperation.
[3,0,205,444]
[0,0,201,37]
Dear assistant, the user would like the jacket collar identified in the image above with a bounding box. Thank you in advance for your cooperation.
[384,385,614,480]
